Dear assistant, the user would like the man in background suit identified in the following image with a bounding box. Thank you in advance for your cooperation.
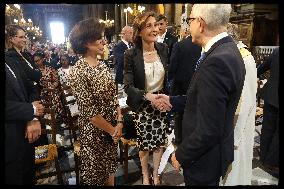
[114,26,133,86]
[257,47,279,177]
[5,61,44,184]
[155,4,245,185]
[156,14,178,60]
[168,26,201,145]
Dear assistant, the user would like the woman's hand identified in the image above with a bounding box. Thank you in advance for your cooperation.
[112,123,123,143]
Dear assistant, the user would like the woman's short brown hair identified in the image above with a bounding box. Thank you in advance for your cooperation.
[68,18,105,55]
[132,11,157,50]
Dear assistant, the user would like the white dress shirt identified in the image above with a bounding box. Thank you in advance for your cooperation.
[157,29,167,43]
[204,32,228,52]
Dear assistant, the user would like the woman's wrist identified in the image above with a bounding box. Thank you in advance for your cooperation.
[117,122,123,128]
[117,115,123,122]
[145,93,156,102]
[144,92,151,101]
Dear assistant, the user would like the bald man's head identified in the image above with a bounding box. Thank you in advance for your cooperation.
[121,26,133,42]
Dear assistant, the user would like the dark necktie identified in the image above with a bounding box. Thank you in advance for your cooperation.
[195,52,206,71]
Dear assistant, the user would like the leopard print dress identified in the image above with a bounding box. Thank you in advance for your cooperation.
[68,59,118,185]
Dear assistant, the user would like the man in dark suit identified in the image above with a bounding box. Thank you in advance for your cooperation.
[154,4,245,185]
[114,26,133,85]
[156,14,178,60]
[257,48,279,176]
[168,28,201,145]
[5,61,44,184]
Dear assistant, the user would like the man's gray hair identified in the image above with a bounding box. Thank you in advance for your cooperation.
[192,4,232,31]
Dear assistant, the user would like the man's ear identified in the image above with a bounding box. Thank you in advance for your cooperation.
[199,18,206,33]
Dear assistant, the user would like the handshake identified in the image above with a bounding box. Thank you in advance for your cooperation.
[146,93,172,112]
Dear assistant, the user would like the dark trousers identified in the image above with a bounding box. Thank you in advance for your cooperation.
[183,167,219,186]
[6,145,35,185]
[174,112,183,145]
[260,103,279,167]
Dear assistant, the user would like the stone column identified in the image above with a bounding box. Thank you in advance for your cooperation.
[121,4,126,28]
[174,4,183,26]
[188,4,193,15]
[114,4,121,42]
[164,4,171,24]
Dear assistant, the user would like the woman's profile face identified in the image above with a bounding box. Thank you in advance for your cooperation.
[85,33,106,56]
[10,29,27,50]
[140,16,159,44]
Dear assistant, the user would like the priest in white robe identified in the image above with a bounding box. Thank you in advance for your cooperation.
[222,23,257,185]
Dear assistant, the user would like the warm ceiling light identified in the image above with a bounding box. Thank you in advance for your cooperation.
[14,4,20,10]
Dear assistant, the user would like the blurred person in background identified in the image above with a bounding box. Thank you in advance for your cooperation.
[156,14,178,60]
[167,21,201,146]
[257,47,279,178]
[67,48,79,66]
[33,50,67,126]
[57,53,72,87]
[113,26,133,86]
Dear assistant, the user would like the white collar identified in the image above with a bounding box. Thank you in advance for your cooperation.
[204,32,228,52]
[158,29,167,43]
[121,39,129,48]
[237,41,247,49]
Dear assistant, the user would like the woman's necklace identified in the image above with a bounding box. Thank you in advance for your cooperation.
[143,49,157,56]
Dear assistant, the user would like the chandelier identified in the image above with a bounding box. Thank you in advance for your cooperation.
[124,4,145,26]
[5,4,43,39]
[99,11,114,28]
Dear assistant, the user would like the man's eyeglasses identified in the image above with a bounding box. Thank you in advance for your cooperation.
[15,35,27,39]
[188,17,198,25]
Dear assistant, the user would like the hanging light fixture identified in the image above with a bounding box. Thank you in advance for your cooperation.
[5,4,43,39]
[99,11,114,28]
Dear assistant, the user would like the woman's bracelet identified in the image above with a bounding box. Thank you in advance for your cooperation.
[117,120,123,124]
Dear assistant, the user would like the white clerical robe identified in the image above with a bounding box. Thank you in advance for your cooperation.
[223,41,257,185]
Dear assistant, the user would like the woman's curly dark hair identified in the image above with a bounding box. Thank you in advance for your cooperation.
[68,18,105,55]
[132,11,157,50]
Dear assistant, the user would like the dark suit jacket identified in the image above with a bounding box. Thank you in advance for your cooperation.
[5,48,42,101]
[168,36,202,95]
[5,63,36,184]
[124,42,168,111]
[164,31,178,60]
[257,47,279,108]
[114,41,129,84]
[175,36,245,183]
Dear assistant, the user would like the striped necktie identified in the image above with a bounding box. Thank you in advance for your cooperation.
[195,52,206,70]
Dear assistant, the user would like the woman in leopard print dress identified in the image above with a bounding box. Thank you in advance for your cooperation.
[68,18,123,185]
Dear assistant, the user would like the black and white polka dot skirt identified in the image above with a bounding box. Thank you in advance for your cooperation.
[132,100,168,151]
